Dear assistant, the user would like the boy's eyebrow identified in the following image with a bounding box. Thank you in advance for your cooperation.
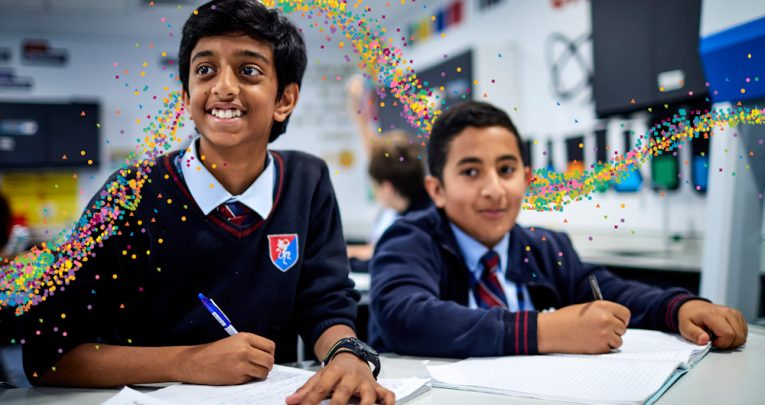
[236,49,271,64]
[455,156,483,166]
[191,50,215,63]
[497,155,520,163]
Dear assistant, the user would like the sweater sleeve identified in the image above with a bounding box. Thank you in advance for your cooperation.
[370,221,537,358]
[556,233,706,332]
[21,180,124,385]
[293,162,360,350]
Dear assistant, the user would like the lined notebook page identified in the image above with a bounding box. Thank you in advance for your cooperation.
[427,329,710,405]
[148,365,430,405]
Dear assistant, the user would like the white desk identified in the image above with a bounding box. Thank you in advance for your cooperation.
[2,326,764,404]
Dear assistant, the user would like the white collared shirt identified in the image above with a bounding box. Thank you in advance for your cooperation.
[449,223,534,312]
[179,137,275,218]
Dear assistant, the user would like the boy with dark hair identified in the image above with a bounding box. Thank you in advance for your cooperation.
[348,131,431,268]
[368,100,747,357]
[367,131,430,217]
[22,1,393,403]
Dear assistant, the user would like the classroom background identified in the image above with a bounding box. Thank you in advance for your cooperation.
[0,0,764,388]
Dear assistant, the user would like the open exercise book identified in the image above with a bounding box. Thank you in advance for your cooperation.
[102,365,430,405]
[427,329,710,405]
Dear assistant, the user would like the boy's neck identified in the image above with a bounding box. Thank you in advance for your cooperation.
[198,137,269,196]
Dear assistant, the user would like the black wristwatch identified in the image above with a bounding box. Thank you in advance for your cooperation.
[321,337,381,379]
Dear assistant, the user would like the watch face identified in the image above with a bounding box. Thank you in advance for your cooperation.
[354,338,378,355]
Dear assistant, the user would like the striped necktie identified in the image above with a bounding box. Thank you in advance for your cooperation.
[474,250,509,309]
[218,200,257,226]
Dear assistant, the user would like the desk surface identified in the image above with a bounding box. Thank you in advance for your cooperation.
[2,326,764,404]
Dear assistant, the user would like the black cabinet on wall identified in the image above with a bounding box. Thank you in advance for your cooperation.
[0,101,100,169]
[591,0,708,117]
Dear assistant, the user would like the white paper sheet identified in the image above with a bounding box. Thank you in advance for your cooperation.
[102,387,176,405]
[427,329,710,405]
[145,365,429,405]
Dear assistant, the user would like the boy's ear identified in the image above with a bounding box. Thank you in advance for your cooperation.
[524,166,533,187]
[182,90,191,115]
[424,175,447,209]
[273,83,300,122]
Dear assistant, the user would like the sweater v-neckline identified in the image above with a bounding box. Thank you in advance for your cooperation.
[160,150,286,238]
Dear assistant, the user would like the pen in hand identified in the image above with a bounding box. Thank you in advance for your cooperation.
[589,274,603,300]
[198,293,239,336]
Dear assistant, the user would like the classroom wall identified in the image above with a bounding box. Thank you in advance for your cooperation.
[393,0,765,252]
[1,0,764,246]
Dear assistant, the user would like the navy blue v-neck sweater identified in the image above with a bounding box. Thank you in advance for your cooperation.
[22,150,359,383]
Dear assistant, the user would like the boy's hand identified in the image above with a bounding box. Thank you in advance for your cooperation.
[285,352,394,405]
[177,333,275,385]
[538,301,630,354]
[678,300,747,349]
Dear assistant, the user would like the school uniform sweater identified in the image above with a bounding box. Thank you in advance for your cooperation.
[368,207,703,357]
[22,150,359,383]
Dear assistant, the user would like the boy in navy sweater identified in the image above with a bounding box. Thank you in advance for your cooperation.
[22,1,393,404]
[369,100,747,357]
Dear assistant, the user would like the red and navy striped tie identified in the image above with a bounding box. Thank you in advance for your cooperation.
[218,200,256,226]
[474,250,509,309]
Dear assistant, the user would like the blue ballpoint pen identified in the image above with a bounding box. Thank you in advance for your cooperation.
[198,293,239,336]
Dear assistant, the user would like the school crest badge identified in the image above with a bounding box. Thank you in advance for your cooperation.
[268,234,299,272]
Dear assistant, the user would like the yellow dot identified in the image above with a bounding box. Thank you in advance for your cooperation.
[122,250,127,255]
[164,174,169,179]
[578,143,584,149]
[209,183,215,189]
[659,86,665,92]
[193,9,198,15]
[741,88,746,94]
[80,150,86,156]
[131,254,136,259]
[380,102,385,107]
[200,154,206,161]
[620,203,626,208]
[181,216,187,222]
[456,67,462,73]
[137,220,143,225]
[146,250,150,255]
[525,246,531,251]
[158,238,164,244]
[161,51,167,57]
[211,164,217,169]
[167,199,172,204]
[748,53,752,59]
[112,274,118,279]
[60,313,66,319]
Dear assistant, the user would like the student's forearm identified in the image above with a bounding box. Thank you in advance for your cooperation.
[313,324,356,360]
[42,343,193,387]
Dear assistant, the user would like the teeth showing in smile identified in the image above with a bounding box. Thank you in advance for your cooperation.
[210,108,243,119]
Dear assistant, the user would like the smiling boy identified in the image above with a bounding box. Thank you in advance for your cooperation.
[368,100,747,357]
[21,1,392,404]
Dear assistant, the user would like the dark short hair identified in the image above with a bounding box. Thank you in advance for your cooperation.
[368,131,427,202]
[427,100,526,180]
[179,0,307,142]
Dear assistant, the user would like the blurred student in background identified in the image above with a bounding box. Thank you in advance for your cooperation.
[345,75,431,269]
